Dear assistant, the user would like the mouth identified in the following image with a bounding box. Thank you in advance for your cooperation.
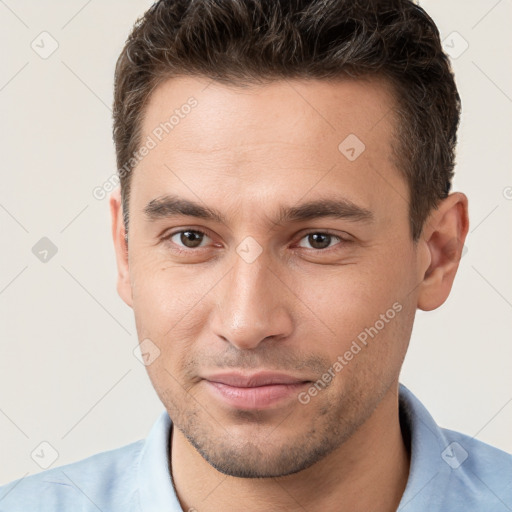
[202,371,312,410]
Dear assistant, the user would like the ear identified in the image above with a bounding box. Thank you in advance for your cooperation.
[110,186,133,308]
[417,192,469,311]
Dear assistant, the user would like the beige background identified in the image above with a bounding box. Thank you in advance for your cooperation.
[1,0,511,484]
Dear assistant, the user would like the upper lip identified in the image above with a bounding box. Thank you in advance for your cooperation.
[203,372,310,388]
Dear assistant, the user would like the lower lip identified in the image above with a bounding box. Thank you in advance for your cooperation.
[205,381,309,410]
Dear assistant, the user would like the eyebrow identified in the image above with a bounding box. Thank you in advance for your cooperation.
[143,194,374,225]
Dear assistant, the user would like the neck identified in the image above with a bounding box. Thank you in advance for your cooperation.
[170,382,410,512]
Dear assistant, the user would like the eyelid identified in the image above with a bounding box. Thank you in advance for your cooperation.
[161,227,214,250]
[294,230,351,250]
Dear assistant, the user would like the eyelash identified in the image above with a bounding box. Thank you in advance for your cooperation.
[161,228,349,254]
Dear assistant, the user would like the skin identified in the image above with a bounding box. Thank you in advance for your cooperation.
[110,75,469,511]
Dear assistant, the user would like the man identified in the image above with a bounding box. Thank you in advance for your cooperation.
[1,0,511,510]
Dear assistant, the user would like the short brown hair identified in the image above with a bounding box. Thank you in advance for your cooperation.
[112,0,460,241]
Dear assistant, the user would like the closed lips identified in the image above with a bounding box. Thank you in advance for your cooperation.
[203,372,311,387]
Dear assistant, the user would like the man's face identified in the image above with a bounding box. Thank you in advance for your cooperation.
[116,76,426,477]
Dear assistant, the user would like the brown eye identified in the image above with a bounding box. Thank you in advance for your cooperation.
[297,232,343,250]
[169,230,209,249]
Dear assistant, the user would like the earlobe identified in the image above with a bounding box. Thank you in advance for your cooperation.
[109,186,133,308]
[417,192,469,311]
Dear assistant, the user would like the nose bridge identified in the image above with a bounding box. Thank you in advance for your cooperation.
[211,249,292,350]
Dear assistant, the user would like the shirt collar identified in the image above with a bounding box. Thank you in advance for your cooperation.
[137,408,182,511]
[397,383,452,510]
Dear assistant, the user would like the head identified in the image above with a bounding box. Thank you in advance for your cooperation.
[110,0,469,478]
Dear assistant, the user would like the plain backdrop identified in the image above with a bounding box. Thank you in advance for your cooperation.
[1,0,511,485]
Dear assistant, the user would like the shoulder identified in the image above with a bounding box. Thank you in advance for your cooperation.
[436,426,512,509]
[398,384,512,511]
[0,439,144,512]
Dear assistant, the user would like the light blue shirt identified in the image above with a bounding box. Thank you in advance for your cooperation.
[1,384,511,511]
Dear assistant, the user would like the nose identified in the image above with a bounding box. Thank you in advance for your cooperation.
[210,249,294,350]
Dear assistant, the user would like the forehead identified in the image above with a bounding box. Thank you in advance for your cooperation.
[131,75,406,225]
[141,74,398,150]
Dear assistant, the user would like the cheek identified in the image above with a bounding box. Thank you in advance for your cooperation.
[130,253,203,333]
[129,256,218,374]
[296,267,392,332]
[295,260,414,364]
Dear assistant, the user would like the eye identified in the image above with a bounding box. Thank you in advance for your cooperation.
[297,232,345,250]
[167,229,212,249]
